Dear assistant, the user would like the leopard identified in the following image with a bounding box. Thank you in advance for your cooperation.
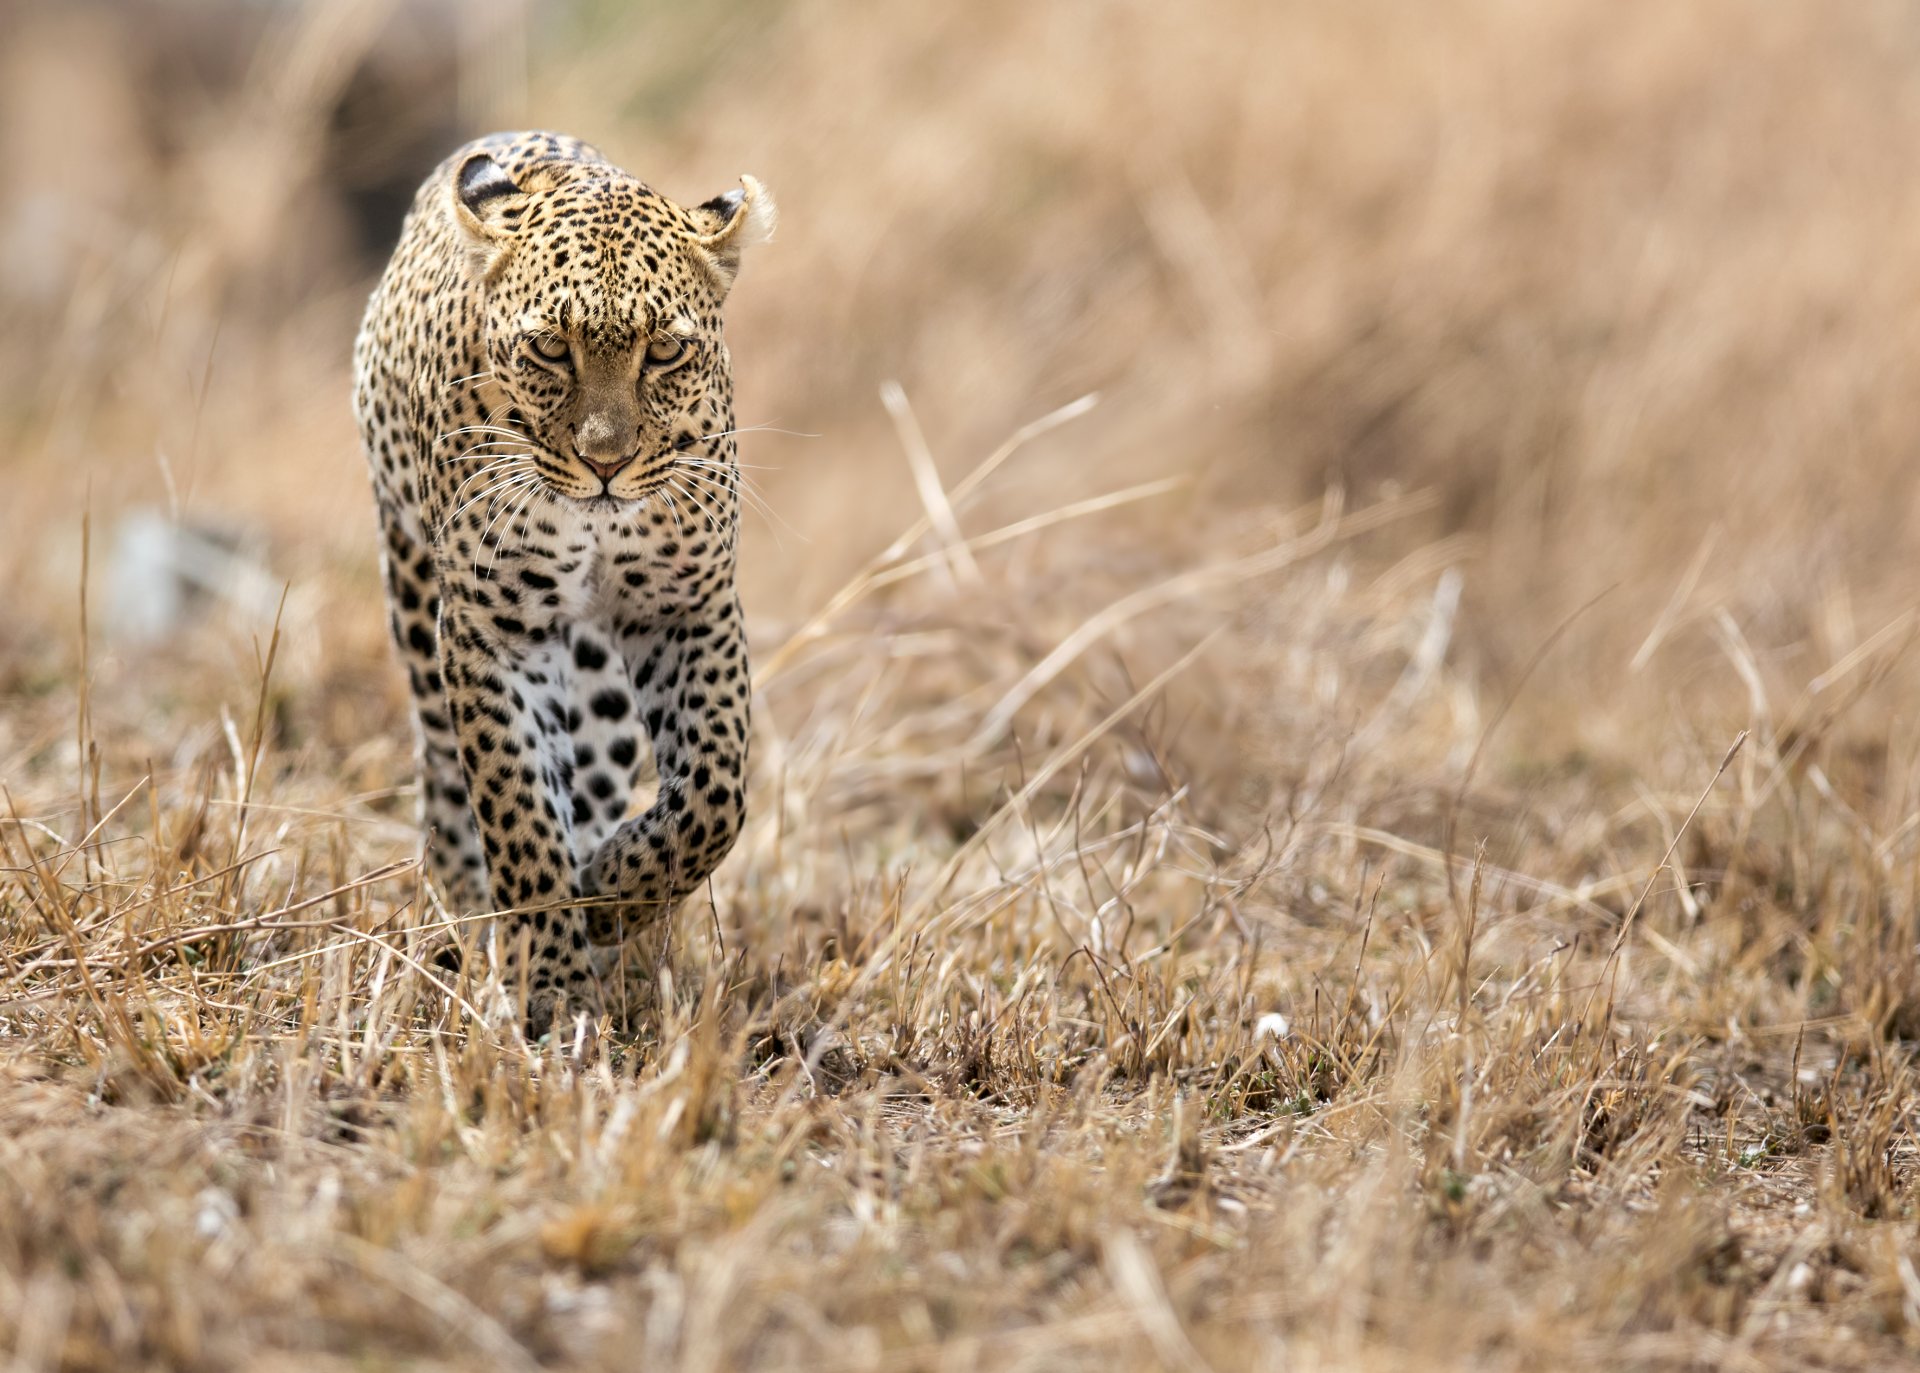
[352,131,774,1033]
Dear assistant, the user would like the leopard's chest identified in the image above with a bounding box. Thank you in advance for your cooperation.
[474,496,733,643]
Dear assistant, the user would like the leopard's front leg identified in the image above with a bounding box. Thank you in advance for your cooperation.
[438,596,597,1030]
[582,595,750,942]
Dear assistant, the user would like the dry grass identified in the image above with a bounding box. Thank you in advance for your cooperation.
[8,1,1920,1369]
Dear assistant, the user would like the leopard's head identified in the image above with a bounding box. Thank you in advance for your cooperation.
[451,150,774,505]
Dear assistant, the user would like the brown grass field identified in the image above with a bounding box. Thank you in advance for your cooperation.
[9,1,1920,1368]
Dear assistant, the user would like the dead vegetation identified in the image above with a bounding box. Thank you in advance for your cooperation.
[7,1,1920,1368]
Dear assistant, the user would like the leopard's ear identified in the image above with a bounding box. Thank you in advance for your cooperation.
[451,152,530,242]
[690,176,775,291]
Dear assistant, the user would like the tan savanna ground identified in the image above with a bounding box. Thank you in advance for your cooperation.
[9,2,1920,1368]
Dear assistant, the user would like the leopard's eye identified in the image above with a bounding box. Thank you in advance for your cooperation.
[646,336,689,368]
[528,333,571,365]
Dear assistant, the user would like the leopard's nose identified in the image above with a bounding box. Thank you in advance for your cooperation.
[574,410,637,478]
[578,452,635,480]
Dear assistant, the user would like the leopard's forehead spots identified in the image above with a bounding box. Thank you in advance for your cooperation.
[580,315,639,355]
[495,174,719,346]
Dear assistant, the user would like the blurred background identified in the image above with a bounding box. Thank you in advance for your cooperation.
[6,0,1920,800]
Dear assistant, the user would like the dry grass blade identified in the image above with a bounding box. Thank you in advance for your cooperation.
[328,1234,544,1373]
[1584,730,1748,1025]
[966,486,1434,753]
[879,379,982,588]
[752,391,1100,688]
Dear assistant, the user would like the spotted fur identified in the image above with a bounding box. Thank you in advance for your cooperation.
[352,131,773,1031]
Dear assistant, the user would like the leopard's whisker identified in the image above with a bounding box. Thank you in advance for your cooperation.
[439,369,495,396]
[685,421,817,445]
[449,456,535,511]
[476,474,541,547]
[675,466,756,518]
[675,476,733,533]
[433,424,528,447]
[664,483,711,539]
[466,478,542,576]
[441,442,531,466]
[449,450,532,483]
[441,482,511,535]
[437,423,525,440]
[660,476,721,533]
[674,465,792,548]
[677,461,797,540]
[442,468,536,533]
[670,468,738,527]
[481,482,545,579]
[676,455,770,497]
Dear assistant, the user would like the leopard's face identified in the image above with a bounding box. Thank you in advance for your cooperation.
[454,152,773,507]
